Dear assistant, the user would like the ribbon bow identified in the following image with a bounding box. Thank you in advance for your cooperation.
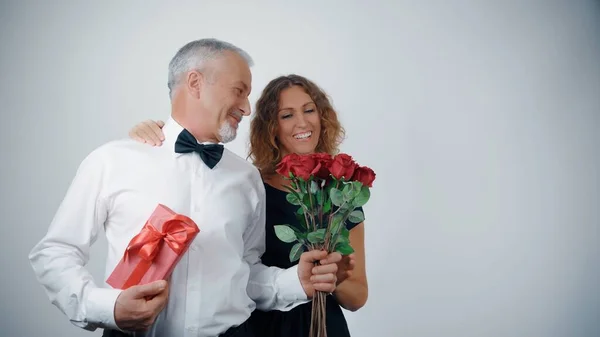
[125,215,199,262]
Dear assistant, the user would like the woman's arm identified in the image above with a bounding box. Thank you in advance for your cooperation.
[332,222,368,311]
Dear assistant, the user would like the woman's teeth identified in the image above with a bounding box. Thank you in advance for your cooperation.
[294,132,311,140]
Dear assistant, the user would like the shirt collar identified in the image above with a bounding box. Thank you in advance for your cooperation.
[162,116,222,157]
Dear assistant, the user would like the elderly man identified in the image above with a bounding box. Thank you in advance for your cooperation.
[29,38,341,337]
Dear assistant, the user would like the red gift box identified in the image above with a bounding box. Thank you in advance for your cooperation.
[106,204,200,289]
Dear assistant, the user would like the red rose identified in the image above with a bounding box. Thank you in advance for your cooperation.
[275,153,298,177]
[310,153,333,180]
[351,166,376,187]
[327,153,358,180]
[276,153,319,180]
[293,155,319,180]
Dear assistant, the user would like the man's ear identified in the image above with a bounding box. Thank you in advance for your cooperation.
[186,70,204,99]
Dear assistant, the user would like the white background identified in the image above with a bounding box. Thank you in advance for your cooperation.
[1,1,599,336]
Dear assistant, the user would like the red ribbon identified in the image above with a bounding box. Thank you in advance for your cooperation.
[121,215,198,289]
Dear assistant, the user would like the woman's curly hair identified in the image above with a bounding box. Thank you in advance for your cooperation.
[248,74,345,177]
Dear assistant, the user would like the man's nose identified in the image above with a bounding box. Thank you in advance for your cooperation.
[240,98,251,116]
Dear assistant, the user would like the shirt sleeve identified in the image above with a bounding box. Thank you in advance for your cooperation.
[28,148,122,331]
[243,177,310,311]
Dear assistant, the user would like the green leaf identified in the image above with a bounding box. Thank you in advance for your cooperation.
[274,225,297,243]
[289,242,303,262]
[294,230,308,245]
[323,198,332,213]
[329,213,344,235]
[349,181,362,200]
[335,242,354,255]
[326,215,344,250]
[340,226,350,238]
[283,184,296,193]
[331,234,349,251]
[299,178,307,194]
[330,188,343,207]
[335,233,349,245]
[302,193,311,208]
[286,192,302,206]
[316,189,323,206]
[348,210,365,223]
[295,211,309,230]
[283,185,304,204]
[307,228,326,244]
[342,183,353,202]
[339,202,353,213]
[352,186,370,207]
[296,207,304,215]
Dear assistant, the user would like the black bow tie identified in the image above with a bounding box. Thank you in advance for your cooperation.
[174,129,224,169]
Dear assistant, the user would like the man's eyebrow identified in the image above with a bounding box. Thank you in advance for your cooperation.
[234,81,249,91]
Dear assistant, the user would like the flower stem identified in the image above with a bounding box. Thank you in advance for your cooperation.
[309,288,328,337]
[307,181,317,231]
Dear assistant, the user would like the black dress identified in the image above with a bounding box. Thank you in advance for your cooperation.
[248,182,363,337]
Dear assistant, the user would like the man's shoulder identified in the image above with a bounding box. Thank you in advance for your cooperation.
[222,148,258,172]
[81,138,161,166]
[222,148,264,185]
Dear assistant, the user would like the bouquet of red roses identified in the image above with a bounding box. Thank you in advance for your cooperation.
[274,152,376,337]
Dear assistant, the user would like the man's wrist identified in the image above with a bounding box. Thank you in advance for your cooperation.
[276,265,309,303]
[85,287,123,330]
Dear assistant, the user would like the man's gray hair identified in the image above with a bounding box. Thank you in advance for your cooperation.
[167,38,254,98]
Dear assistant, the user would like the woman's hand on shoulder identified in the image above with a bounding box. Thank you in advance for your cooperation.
[129,119,165,146]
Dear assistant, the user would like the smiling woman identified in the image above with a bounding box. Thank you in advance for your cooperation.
[249,75,368,337]
[276,86,321,155]
[249,75,345,179]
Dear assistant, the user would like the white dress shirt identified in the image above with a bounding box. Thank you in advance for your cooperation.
[29,117,308,337]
